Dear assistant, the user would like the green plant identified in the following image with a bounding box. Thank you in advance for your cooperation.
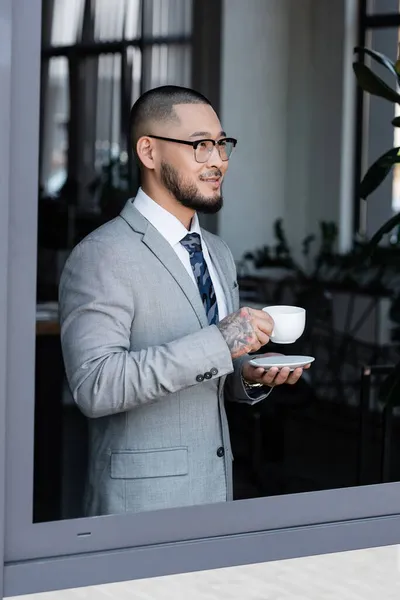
[353,44,400,408]
[243,219,298,270]
[243,218,340,280]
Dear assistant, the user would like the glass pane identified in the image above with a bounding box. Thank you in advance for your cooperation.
[49,0,142,45]
[125,0,142,39]
[41,57,69,195]
[95,54,122,165]
[367,0,399,14]
[128,46,143,106]
[143,44,191,90]
[147,0,193,37]
[94,0,126,41]
[29,0,400,537]
[50,0,85,46]
[93,0,142,41]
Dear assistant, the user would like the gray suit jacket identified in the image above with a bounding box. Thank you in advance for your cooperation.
[59,198,265,516]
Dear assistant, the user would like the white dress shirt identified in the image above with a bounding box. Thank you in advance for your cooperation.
[133,187,228,320]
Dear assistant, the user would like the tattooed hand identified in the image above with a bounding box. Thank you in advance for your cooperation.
[217,307,274,359]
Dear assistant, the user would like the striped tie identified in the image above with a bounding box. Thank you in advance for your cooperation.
[180,232,219,325]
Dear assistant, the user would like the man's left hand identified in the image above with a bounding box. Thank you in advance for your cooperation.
[242,353,311,388]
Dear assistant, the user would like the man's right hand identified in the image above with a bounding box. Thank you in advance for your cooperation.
[217,307,274,359]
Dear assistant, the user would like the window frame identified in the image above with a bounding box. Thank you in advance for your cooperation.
[0,0,12,597]
[4,0,400,597]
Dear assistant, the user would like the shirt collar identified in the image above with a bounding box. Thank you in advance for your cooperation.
[133,187,202,247]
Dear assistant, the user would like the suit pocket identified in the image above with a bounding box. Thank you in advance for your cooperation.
[231,280,240,310]
[110,447,188,480]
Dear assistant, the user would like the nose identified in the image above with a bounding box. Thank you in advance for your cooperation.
[206,143,224,168]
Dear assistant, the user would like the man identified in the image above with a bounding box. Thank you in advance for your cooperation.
[59,85,307,516]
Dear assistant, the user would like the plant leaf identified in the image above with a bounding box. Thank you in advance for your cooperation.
[379,360,400,407]
[363,212,400,260]
[359,146,400,199]
[354,46,399,79]
[353,62,400,104]
[349,213,400,270]
[392,116,400,127]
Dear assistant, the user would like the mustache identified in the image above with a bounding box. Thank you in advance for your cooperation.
[199,170,223,180]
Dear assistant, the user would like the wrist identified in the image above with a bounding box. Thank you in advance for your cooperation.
[241,374,263,390]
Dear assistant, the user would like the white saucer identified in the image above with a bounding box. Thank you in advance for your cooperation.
[249,355,315,371]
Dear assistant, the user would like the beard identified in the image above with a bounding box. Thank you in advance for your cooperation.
[160,161,223,214]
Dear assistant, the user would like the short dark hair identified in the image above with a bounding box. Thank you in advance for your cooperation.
[129,85,211,163]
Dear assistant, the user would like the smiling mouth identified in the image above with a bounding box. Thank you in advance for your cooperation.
[200,169,223,183]
[201,176,221,183]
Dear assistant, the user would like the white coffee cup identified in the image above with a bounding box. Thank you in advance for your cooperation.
[262,305,306,344]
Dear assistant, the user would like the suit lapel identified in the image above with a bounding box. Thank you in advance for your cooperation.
[202,230,234,315]
[120,200,208,328]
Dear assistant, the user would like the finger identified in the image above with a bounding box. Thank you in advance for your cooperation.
[245,365,265,380]
[252,367,266,379]
[255,330,270,347]
[260,367,279,386]
[253,316,274,337]
[250,308,275,323]
[246,307,273,324]
[271,366,291,386]
[286,367,304,385]
[245,366,266,382]
[248,308,269,318]
[253,311,274,326]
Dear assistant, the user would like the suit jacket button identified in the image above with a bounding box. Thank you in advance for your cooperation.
[204,372,212,380]
[210,368,218,376]
[217,447,225,458]
[196,374,204,382]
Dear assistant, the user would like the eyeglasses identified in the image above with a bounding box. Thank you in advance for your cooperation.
[147,135,237,163]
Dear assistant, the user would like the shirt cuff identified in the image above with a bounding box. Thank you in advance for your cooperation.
[239,375,274,405]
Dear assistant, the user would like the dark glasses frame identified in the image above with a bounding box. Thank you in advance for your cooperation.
[146,134,237,162]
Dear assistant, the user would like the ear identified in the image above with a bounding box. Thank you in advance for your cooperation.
[136,136,156,170]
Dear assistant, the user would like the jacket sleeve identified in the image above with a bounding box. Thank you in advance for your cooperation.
[218,239,273,405]
[224,354,273,405]
[59,239,234,418]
